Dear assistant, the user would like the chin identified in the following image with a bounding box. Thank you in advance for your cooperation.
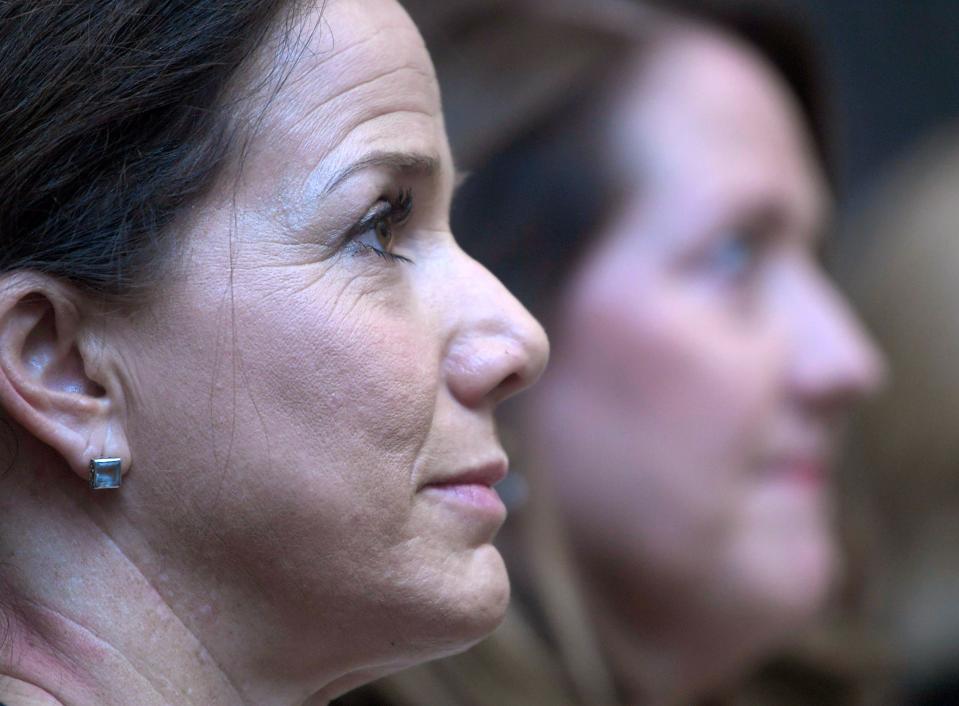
[781,551,837,624]
[444,544,511,645]
[391,543,510,665]
[734,484,839,624]
[743,529,839,642]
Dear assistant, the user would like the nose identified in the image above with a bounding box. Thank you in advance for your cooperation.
[442,248,549,409]
[787,269,886,411]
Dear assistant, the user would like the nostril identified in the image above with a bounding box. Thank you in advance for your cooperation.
[496,372,521,399]
[445,340,526,408]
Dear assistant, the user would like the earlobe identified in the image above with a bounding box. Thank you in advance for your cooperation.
[0,274,131,486]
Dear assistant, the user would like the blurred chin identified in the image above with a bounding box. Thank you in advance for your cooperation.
[742,481,838,613]
[773,529,837,618]
[733,520,838,640]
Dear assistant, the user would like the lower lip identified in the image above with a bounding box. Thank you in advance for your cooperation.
[422,483,507,518]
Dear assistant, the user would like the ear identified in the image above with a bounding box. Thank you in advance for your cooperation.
[0,273,131,486]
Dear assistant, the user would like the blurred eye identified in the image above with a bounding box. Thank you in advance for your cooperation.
[705,227,765,285]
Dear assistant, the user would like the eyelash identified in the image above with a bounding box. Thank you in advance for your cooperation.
[349,189,415,264]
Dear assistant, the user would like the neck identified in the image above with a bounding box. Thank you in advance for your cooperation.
[0,452,251,705]
[580,564,767,706]
[0,445,350,706]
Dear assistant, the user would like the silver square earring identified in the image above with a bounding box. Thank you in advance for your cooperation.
[89,458,122,490]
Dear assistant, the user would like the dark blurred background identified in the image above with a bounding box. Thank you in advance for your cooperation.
[798,0,959,201]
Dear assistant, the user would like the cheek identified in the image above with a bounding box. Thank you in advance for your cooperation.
[123,273,441,604]
[240,300,436,470]
[541,271,784,572]
[232,286,438,523]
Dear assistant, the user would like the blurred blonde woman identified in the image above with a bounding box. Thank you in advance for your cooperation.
[336,1,883,704]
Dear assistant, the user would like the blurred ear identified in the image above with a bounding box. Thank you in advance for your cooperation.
[0,273,130,485]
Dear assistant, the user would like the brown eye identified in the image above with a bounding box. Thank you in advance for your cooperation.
[348,190,414,264]
[375,217,394,251]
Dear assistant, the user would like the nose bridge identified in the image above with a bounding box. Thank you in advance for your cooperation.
[442,246,549,409]
[787,267,884,402]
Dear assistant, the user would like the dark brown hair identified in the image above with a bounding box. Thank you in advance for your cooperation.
[0,0,304,300]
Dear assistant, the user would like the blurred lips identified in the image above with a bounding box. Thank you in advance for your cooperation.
[763,454,830,488]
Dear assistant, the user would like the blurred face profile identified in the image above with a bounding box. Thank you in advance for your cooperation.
[107,0,547,680]
[531,28,883,645]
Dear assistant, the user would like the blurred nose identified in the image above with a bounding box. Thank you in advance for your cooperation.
[787,270,886,411]
[442,249,549,409]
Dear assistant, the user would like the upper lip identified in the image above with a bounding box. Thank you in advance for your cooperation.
[423,458,508,488]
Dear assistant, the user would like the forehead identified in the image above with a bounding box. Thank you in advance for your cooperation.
[235,0,446,199]
[615,27,826,227]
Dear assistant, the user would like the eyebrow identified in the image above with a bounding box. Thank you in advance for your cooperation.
[320,151,441,196]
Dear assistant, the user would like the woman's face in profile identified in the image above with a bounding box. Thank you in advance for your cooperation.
[99,0,546,678]
[533,29,883,637]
